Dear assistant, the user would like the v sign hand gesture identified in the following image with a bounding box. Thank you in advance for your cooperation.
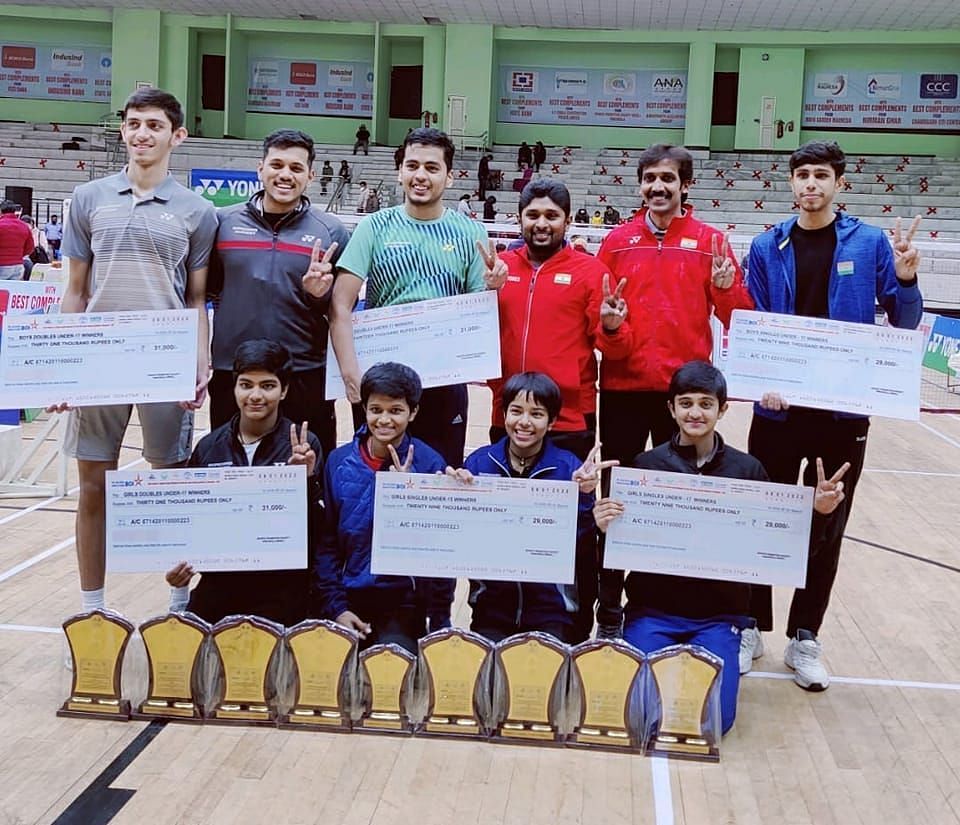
[477,239,508,290]
[302,240,338,298]
[387,442,415,473]
[711,233,736,290]
[572,442,619,495]
[813,458,851,516]
[599,273,628,331]
[892,215,921,284]
[288,421,317,477]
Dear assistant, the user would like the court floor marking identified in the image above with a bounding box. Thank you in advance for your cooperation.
[918,420,960,451]
[0,454,147,529]
[0,536,76,585]
[651,756,674,825]
[0,426,210,530]
[862,469,960,477]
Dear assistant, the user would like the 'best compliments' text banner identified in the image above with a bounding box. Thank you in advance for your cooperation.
[0,42,111,102]
[246,57,373,117]
[497,66,687,127]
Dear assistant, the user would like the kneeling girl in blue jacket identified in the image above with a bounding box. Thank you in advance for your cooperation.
[448,372,600,644]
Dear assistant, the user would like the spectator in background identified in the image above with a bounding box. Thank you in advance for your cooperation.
[319,160,334,195]
[512,164,533,193]
[338,160,352,183]
[517,141,532,170]
[533,141,547,172]
[483,195,497,221]
[478,153,494,201]
[0,200,33,280]
[590,210,603,226]
[457,193,473,217]
[603,205,621,225]
[44,214,63,260]
[574,207,590,224]
[353,123,370,155]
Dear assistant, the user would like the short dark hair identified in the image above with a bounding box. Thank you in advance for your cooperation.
[0,200,19,214]
[262,129,315,167]
[667,360,727,407]
[637,143,694,185]
[397,127,455,171]
[232,339,293,388]
[790,140,846,178]
[361,362,423,409]
[122,87,184,131]
[501,372,562,423]
[518,179,571,217]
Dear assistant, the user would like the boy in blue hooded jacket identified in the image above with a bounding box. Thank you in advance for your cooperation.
[313,362,450,654]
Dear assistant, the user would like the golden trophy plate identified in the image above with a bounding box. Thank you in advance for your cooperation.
[419,628,493,737]
[646,645,722,761]
[58,610,134,720]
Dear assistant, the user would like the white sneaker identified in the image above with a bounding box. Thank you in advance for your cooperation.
[784,632,829,691]
[739,626,764,674]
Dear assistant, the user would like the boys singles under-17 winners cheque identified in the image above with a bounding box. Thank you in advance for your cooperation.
[723,309,924,420]
[605,466,814,587]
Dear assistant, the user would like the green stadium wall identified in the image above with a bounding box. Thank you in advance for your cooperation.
[0,5,957,157]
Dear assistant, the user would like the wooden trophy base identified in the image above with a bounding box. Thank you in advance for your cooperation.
[496,721,566,746]
[279,707,352,732]
[208,703,277,727]
[567,725,638,753]
[132,699,204,724]
[421,714,489,740]
[646,732,719,762]
[58,697,132,721]
[353,713,414,735]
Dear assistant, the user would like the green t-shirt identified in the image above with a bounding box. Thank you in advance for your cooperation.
[337,205,489,308]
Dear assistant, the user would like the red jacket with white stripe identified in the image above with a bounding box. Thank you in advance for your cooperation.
[596,206,752,392]
[491,244,632,432]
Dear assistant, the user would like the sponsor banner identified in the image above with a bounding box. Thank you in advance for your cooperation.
[497,66,687,128]
[190,169,261,208]
[247,56,373,117]
[0,41,111,103]
[923,315,960,376]
[802,69,959,130]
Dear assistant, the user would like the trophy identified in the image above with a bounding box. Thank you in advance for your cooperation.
[59,610,134,720]
[134,613,210,721]
[209,616,284,724]
[494,633,569,743]
[569,639,645,750]
[419,628,494,737]
[355,644,416,732]
[645,645,722,761]
[280,620,357,730]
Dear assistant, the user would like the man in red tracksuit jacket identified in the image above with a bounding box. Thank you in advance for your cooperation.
[492,178,632,462]
[594,143,754,637]
[492,178,631,640]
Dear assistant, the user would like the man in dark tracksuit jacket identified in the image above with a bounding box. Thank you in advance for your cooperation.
[207,130,350,459]
[462,436,597,644]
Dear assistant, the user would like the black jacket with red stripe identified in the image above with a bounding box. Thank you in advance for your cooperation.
[208,193,351,372]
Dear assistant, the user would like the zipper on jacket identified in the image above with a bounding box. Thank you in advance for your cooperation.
[519,266,540,371]
[515,581,523,626]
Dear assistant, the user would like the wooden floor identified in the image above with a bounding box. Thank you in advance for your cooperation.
[1,389,959,825]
